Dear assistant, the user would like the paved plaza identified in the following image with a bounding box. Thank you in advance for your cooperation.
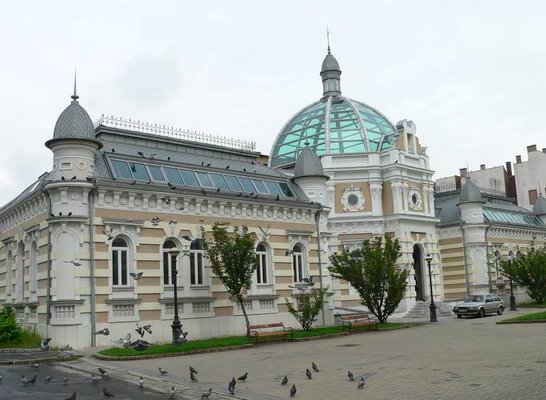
[68,308,546,400]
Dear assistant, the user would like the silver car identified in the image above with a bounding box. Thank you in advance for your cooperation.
[452,293,505,318]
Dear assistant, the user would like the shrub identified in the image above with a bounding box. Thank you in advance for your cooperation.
[0,304,23,344]
[285,288,326,330]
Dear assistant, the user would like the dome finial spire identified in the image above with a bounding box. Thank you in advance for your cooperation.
[71,68,79,101]
[327,26,331,54]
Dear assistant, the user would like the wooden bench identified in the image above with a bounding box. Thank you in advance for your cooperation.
[249,322,294,343]
[338,312,376,334]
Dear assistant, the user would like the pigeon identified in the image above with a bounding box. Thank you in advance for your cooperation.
[91,374,100,384]
[357,377,365,389]
[0,374,2,383]
[98,368,109,380]
[201,388,213,399]
[174,330,188,344]
[189,366,198,375]
[44,375,53,383]
[143,324,152,334]
[169,385,176,399]
[21,375,28,385]
[281,375,288,386]
[65,393,76,400]
[237,372,248,382]
[102,387,114,398]
[159,367,168,375]
[348,370,354,381]
[306,368,312,379]
[138,151,144,157]
[117,333,131,348]
[190,371,198,383]
[290,384,297,397]
[30,362,40,369]
[27,375,37,384]
[64,376,69,385]
[303,276,315,286]
[103,231,114,241]
[312,362,319,372]
[131,339,151,351]
[41,338,52,351]
[149,216,161,226]
[135,325,145,338]
[130,272,143,280]
[228,377,236,395]
[95,328,110,336]
[139,376,144,389]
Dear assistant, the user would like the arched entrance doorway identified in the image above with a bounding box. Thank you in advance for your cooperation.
[413,244,424,301]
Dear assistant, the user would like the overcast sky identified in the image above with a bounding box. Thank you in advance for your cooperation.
[1,1,545,206]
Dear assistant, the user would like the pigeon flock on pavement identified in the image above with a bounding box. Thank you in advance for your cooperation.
[4,332,369,399]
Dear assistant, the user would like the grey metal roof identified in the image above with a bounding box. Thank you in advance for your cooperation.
[51,97,96,141]
[459,179,485,204]
[533,195,546,215]
[294,146,326,178]
[321,52,340,73]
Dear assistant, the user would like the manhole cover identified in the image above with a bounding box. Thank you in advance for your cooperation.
[337,344,361,347]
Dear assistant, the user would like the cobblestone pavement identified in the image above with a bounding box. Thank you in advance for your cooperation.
[77,309,546,400]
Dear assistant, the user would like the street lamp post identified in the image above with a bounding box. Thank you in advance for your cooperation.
[507,255,517,311]
[425,253,438,323]
[168,249,182,344]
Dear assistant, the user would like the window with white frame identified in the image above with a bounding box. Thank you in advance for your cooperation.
[17,242,25,302]
[112,237,129,286]
[292,244,304,283]
[256,243,268,284]
[190,240,204,285]
[162,240,178,286]
[30,242,37,294]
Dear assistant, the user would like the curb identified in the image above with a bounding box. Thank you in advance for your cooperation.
[496,319,546,325]
[0,353,81,365]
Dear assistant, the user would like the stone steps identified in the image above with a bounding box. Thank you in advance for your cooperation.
[404,301,453,318]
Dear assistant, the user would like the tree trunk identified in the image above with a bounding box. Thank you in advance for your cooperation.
[237,294,251,338]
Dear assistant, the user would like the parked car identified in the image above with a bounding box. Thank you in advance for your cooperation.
[452,293,504,318]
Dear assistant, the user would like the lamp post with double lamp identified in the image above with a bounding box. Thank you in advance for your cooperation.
[425,253,438,323]
[506,254,517,311]
[168,249,182,344]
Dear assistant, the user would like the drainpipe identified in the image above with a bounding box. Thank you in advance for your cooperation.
[314,206,326,326]
[88,187,97,347]
[46,193,52,337]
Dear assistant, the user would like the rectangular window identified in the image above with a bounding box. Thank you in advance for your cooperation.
[224,175,243,192]
[130,162,150,181]
[113,248,129,286]
[293,254,303,282]
[179,169,199,186]
[529,189,538,205]
[195,172,214,187]
[163,167,184,184]
[252,179,269,194]
[278,182,294,197]
[257,253,267,284]
[264,180,282,196]
[148,165,166,181]
[210,173,230,190]
[111,160,133,179]
[238,177,256,193]
[190,252,204,285]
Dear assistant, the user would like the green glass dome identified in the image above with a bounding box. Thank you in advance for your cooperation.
[270,96,398,168]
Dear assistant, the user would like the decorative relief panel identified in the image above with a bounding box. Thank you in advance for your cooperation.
[341,185,364,212]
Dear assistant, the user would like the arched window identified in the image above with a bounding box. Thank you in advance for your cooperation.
[256,243,268,284]
[163,240,178,285]
[292,244,304,283]
[190,240,204,285]
[17,242,25,302]
[112,237,129,286]
[6,250,12,298]
[30,241,37,294]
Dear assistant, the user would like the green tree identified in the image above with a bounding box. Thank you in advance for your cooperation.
[328,236,408,323]
[200,223,258,337]
[0,304,23,344]
[285,288,327,330]
[501,246,546,304]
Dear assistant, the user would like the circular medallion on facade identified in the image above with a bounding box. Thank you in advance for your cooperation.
[341,185,364,212]
[134,197,142,207]
[200,204,207,213]
[267,209,273,217]
[78,162,86,170]
[119,195,128,205]
[104,193,113,204]
[408,187,422,210]
[70,192,80,201]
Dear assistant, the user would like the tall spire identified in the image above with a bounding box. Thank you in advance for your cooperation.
[327,27,331,54]
[71,69,79,101]
[320,32,341,98]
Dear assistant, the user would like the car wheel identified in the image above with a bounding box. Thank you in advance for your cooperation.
[497,306,504,315]
[457,314,462,319]
[478,308,485,318]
